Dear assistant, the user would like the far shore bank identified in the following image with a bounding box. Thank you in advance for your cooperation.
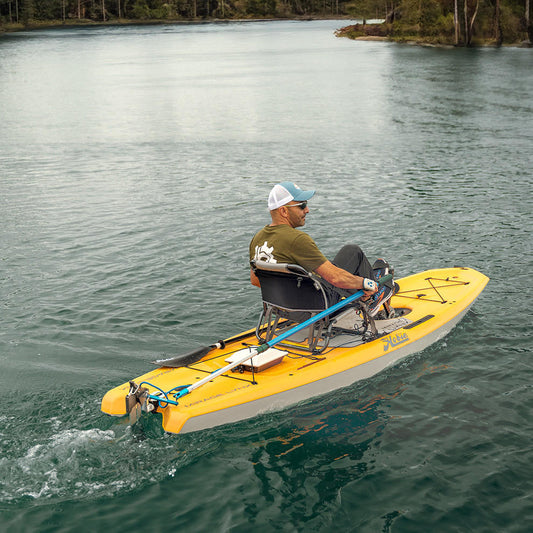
[1,16,531,48]
[336,22,532,48]
[0,15,353,34]
[352,35,532,48]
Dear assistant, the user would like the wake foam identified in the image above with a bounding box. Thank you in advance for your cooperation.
[1,428,116,501]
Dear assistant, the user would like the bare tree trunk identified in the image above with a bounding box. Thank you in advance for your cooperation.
[464,0,479,45]
[469,0,479,39]
[464,0,469,45]
[101,0,106,21]
[527,0,532,43]
[454,0,460,45]
[494,0,502,45]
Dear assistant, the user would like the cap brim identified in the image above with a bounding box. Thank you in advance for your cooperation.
[292,189,315,202]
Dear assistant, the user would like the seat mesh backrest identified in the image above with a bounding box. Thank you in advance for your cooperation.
[255,268,327,312]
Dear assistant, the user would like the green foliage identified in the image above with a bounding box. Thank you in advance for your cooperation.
[128,0,177,19]
[132,0,150,18]
[340,0,532,44]
[1,0,531,45]
[33,0,60,19]
[245,0,277,16]
[345,0,388,19]
[21,0,35,22]
[395,0,443,29]
[435,12,455,34]
[500,2,524,41]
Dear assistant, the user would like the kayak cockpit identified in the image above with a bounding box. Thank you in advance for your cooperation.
[251,259,410,354]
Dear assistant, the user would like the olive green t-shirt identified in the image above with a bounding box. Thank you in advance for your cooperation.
[249,224,327,272]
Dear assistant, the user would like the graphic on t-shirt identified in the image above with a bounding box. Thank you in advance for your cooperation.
[254,241,277,263]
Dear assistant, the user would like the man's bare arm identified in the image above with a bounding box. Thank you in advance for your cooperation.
[315,260,376,294]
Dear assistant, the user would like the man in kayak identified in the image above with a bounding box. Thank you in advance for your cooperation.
[249,181,396,317]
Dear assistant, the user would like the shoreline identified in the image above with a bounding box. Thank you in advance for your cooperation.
[1,17,531,47]
[336,23,532,49]
[351,34,532,48]
[0,15,353,34]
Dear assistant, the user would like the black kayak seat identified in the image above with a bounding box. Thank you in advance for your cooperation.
[251,259,332,353]
[251,260,329,313]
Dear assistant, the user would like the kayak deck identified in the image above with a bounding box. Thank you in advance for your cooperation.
[101,267,489,434]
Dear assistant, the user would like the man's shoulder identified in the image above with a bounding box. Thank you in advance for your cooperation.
[257,225,315,245]
[253,224,296,238]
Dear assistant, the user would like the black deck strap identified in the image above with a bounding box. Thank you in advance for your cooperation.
[395,277,470,303]
[403,314,435,329]
[427,277,446,303]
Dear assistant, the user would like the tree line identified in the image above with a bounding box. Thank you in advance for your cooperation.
[341,0,531,45]
[0,0,349,23]
[0,0,531,45]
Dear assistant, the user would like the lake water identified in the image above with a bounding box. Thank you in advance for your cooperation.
[0,20,532,532]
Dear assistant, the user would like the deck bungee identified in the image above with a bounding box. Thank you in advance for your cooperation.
[101,267,489,434]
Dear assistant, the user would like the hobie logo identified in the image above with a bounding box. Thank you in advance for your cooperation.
[382,332,409,352]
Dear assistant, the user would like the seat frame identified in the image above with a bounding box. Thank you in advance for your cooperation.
[251,259,374,354]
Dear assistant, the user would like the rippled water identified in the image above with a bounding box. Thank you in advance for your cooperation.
[1,20,532,532]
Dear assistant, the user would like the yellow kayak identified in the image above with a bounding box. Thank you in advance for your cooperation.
[101,267,488,434]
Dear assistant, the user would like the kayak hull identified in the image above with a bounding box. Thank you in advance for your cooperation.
[101,267,489,435]
[173,302,472,434]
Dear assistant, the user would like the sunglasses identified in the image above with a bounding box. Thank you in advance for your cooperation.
[286,201,308,210]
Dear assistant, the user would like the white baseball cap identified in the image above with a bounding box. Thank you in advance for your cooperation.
[267,181,315,211]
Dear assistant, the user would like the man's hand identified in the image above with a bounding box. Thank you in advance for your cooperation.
[363,278,377,291]
[362,278,378,298]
